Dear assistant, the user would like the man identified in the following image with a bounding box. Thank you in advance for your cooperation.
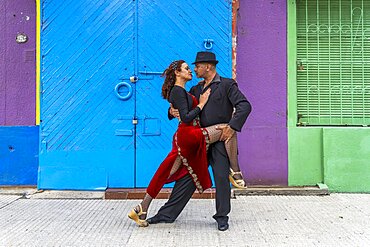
[147,51,251,231]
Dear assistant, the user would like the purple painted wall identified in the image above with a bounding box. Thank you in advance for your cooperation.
[237,1,288,185]
[0,0,36,126]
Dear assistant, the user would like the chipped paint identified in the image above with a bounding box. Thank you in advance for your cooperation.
[232,0,239,79]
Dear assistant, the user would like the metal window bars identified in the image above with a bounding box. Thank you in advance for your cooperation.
[296,0,370,126]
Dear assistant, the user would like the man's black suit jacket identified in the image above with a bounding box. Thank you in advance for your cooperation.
[189,74,251,132]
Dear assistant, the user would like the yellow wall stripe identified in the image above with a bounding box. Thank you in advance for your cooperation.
[36,0,41,125]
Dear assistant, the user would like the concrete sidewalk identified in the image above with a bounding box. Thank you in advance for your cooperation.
[0,193,369,246]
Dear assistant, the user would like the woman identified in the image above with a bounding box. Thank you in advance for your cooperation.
[128,60,245,227]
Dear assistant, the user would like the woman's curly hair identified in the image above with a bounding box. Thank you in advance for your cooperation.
[161,60,185,101]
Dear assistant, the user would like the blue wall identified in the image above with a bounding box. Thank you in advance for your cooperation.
[0,126,39,185]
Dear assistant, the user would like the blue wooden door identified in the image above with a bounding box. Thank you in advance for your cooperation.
[39,1,136,189]
[135,0,233,187]
[39,0,232,190]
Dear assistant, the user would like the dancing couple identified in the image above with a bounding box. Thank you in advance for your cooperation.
[128,51,251,231]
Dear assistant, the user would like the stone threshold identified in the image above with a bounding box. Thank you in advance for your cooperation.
[105,184,329,199]
[232,184,329,197]
[105,188,217,199]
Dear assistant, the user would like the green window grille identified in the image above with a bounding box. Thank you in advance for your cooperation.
[296,0,370,126]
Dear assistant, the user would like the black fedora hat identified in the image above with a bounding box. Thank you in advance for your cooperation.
[192,51,219,65]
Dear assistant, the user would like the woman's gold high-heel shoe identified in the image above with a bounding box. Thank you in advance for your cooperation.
[128,204,149,227]
[229,168,247,189]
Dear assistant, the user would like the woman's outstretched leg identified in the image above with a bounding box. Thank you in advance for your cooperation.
[129,156,182,226]
[205,124,246,188]
[137,156,182,218]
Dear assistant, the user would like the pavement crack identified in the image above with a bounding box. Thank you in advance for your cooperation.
[0,196,23,210]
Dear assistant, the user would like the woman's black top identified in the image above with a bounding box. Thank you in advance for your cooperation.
[169,85,201,124]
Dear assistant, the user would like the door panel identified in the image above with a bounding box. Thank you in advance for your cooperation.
[39,0,135,189]
[135,0,232,187]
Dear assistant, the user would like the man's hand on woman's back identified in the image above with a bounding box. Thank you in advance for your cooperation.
[169,103,181,121]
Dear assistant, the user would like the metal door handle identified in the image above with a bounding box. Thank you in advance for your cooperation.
[203,39,214,50]
[114,82,132,100]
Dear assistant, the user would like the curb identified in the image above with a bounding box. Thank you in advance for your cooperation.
[1,184,329,199]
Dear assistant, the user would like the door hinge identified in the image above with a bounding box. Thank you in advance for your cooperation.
[132,119,138,125]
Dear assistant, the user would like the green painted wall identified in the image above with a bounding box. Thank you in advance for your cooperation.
[287,1,370,192]
[288,128,323,186]
[288,127,370,192]
[323,128,370,192]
